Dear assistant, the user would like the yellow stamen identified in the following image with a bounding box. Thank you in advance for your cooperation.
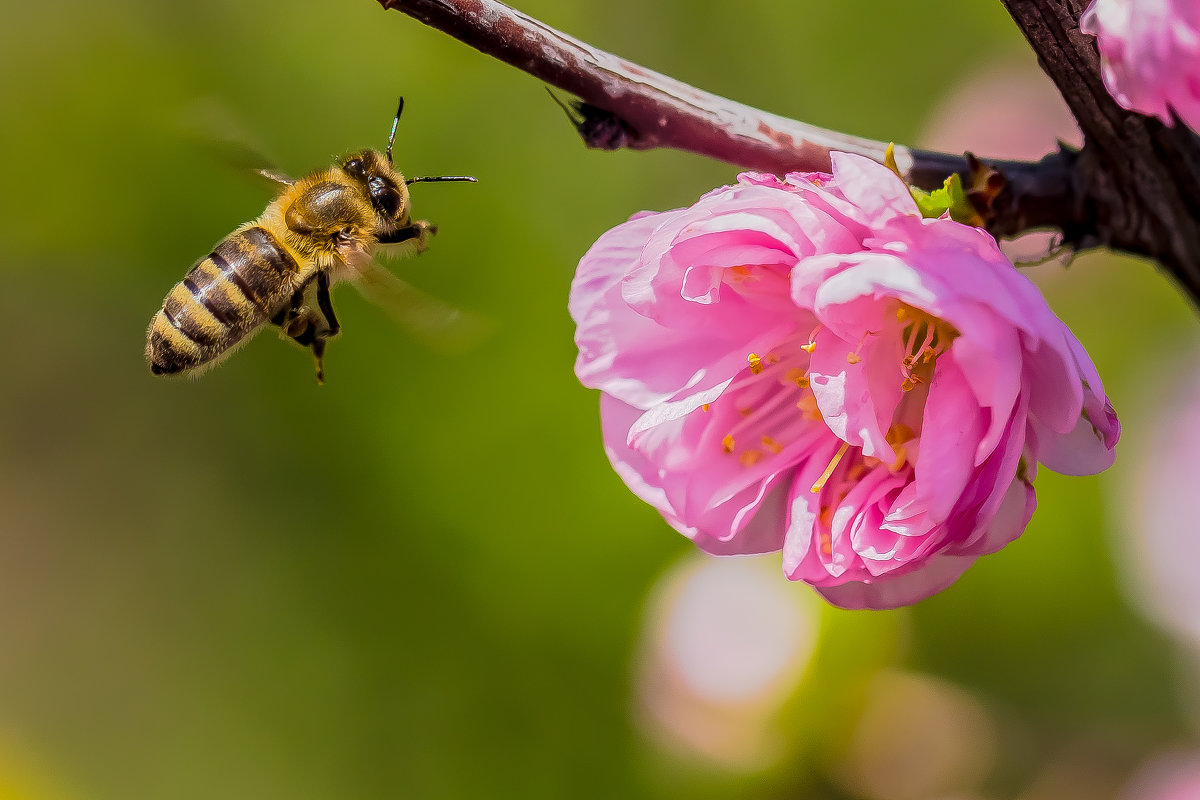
[885,425,914,471]
[748,353,764,374]
[883,143,902,179]
[784,367,809,388]
[845,329,877,366]
[761,436,783,454]
[701,403,710,412]
[886,424,914,446]
[796,393,821,420]
[801,324,824,355]
[818,506,834,530]
[738,407,753,418]
[895,304,960,392]
[722,435,735,454]
[739,450,763,467]
[819,530,833,557]
[810,440,852,493]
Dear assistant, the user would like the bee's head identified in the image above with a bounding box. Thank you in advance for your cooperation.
[341,149,411,225]
[340,99,476,237]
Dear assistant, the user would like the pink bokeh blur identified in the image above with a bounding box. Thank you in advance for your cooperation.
[920,59,1082,268]
[1115,347,1200,655]
[633,555,819,770]
[1120,751,1200,800]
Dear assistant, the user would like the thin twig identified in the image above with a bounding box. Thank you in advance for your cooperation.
[375,0,1200,301]
[382,0,915,174]
[1001,0,1200,302]
[376,0,1057,198]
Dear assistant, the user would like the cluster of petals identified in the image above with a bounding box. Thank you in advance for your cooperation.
[570,153,1119,609]
[1081,0,1200,132]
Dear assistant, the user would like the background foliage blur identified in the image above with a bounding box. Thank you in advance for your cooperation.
[1,1,1198,798]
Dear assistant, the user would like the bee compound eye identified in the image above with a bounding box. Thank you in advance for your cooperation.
[367,183,401,218]
[380,188,401,218]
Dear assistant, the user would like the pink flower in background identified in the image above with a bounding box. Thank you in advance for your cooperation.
[1121,752,1200,800]
[570,153,1119,609]
[1117,352,1200,652]
[1081,0,1200,131]
[634,555,820,770]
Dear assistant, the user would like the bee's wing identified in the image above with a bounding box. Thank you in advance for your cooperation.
[175,99,295,188]
[340,246,492,354]
[256,168,294,187]
[199,140,294,190]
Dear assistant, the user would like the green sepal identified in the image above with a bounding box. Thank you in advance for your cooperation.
[883,143,984,226]
[910,173,981,225]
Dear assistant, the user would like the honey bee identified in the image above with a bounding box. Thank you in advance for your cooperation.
[146,99,476,383]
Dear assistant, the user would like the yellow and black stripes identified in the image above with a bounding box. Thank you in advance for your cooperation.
[147,227,300,375]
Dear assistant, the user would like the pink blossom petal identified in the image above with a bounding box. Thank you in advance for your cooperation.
[793,251,940,319]
[572,211,714,407]
[601,395,788,554]
[828,151,921,225]
[814,553,979,610]
[959,477,1037,556]
[946,384,1035,554]
[807,329,896,461]
[1082,0,1200,132]
[943,313,1022,464]
[781,439,853,582]
[573,151,1118,609]
[914,359,989,523]
[1032,403,1120,476]
[1021,330,1085,436]
[846,470,936,575]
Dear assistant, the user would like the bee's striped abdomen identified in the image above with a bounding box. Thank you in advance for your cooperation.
[147,226,299,375]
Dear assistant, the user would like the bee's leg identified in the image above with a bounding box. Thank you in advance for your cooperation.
[377,219,436,251]
[288,315,328,384]
[306,272,339,385]
[316,271,340,337]
[271,287,308,335]
[310,334,329,385]
[271,287,329,383]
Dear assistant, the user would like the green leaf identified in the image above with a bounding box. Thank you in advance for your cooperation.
[911,173,982,225]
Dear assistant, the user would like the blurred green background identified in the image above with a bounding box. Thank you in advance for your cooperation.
[1,1,1198,798]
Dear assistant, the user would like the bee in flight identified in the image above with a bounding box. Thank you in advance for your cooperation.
[146,99,476,383]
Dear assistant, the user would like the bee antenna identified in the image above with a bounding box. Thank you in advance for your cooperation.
[386,97,404,165]
[406,176,479,185]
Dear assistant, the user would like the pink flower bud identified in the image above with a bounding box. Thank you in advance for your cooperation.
[570,153,1119,609]
[1081,0,1200,131]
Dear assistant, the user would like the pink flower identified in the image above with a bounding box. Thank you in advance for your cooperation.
[1081,0,1200,131]
[570,153,1119,609]
[1121,752,1200,800]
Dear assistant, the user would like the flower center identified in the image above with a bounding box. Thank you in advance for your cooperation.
[714,304,957,493]
[896,305,957,392]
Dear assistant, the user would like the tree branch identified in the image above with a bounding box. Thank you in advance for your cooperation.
[378,0,1200,303]
[1001,0,1200,301]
